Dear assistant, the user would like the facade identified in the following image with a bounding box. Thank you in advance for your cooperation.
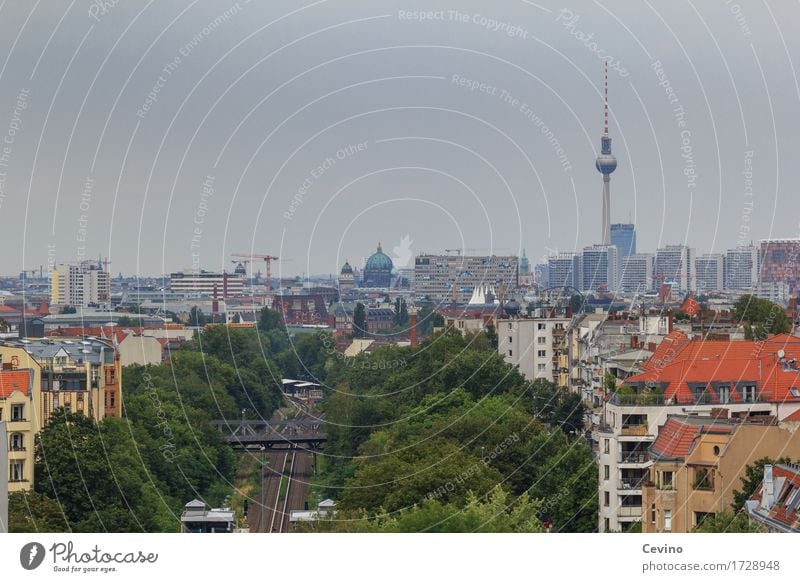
[272,294,328,325]
[642,415,800,533]
[596,331,800,532]
[363,243,393,288]
[51,261,110,307]
[610,224,636,259]
[547,253,581,290]
[759,238,800,293]
[414,254,519,303]
[724,245,758,291]
[338,261,356,294]
[0,368,38,491]
[118,334,163,366]
[181,499,235,533]
[498,317,570,386]
[746,463,800,532]
[582,244,619,292]
[654,245,695,293]
[169,270,245,297]
[0,338,122,425]
[619,253,653,294]
[695,253,724,292]
[755,281,790,305]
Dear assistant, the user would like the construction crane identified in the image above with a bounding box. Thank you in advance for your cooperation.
[231,254,278,295]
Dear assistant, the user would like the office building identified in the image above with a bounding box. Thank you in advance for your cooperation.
[619,253,653,294]
[51,261,110,307]
[414,254,519,303]
[582,244,619,292]
[654,245,695,293]
[169,270,245,297]
[611,224,636,259]
[695,253,724,292]
[724,245,758,291]
[547,253,581,290]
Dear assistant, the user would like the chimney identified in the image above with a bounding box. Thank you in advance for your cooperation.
[631,335,639,349]
[667,312,674,333]
[761,464,775,510]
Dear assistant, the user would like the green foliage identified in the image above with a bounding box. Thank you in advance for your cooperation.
[569,294,585,315]
[415,307,444,337]
[353,303,367,338]
[604,372,618,393]
[484,324,498,349]
[393,298,409,326]
[258,307,285,333]
[61,306,77,314]
[734,295,791,340]
[305,488,545,532]
[8,490,69,532]
[188,305,206,327]
[692,511,763,533]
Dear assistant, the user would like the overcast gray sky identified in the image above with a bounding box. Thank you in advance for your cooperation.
[0,0,798,278]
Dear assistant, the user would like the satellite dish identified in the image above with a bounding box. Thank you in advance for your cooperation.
[778,349,786,359]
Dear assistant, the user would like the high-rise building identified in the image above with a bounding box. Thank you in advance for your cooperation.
[414,254,519,303]
[725,245,759,291]
[611,224,636,259]
[51,261,110,307]
[497,317,571,386]
[547,253,581,290]
[596,62,617,245]
[619,253,653,293]
[695,253,724,292]
[582,244,619,292]
[654,245,695,293]
[169,270,245,296]
[759,239,800,293]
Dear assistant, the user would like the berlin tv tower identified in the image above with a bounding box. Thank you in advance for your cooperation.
[595,60,617,245]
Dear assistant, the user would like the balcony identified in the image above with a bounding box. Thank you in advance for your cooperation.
[617,505,643,518]
[609,391,768,407]
[619,452,650,465]
[618,477,647,491]
[620,425,649,437]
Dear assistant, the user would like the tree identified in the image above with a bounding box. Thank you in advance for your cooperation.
[484,324,498,349]
[692,511,763,533]
[353,303,367,338]
[8,491,69,532]
[393,298,409,326]
[188,305,206,327]
[60,305,77,314]
[569,294,585,315]
[734,295,791,340]
[258,307,285,332]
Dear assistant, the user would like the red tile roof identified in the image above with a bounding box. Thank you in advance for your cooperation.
[784,409,800,422]
[0,370,31,398]
[626,333,800,404]
[750,464,800,529]
[650,416,735,459]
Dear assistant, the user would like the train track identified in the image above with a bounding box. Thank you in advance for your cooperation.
[249,401,316,533]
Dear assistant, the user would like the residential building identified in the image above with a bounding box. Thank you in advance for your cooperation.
[0,368,39,491]
[695,253,724,292]
[654,245,695,293]
[0,337,122,425]
[642,414,800,533]
[582,244,619,292]
[414,254,519,303]
[548,253,581,290]
[724,245,758,291]
[611,224,636,259]
[746,463,800,532]
[619,254,653,294]
[596,331,800,532]
[169,270,246,297]
[759,238,800,293]
[498,317,570,386]
[51,261,110,307]
[180,499,235,533]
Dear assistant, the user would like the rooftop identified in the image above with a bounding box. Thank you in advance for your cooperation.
[0,369,31,398]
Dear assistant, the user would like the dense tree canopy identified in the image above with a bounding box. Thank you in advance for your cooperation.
[734,295,791,340]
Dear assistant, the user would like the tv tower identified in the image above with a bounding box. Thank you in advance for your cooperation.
[595,59,617,245]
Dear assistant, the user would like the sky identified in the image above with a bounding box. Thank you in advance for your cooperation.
[0,0,798,279]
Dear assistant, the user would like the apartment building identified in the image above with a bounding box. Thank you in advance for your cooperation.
[51,261,110,307]
[724,245,759,291]
[547,253,581,290]
[596,331,800,532]
[169,270,246,297]
[414,254,519,303]
[619,254,653,294]
[0,368,39,491]
[498,317,570,387]
[582,244,619,292]
[746,462,800,532]
[654,245,695,293]
[0,337,122,426]
[642,414,800,533]
[695,253,724,292]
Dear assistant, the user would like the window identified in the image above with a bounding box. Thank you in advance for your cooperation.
[538,323,546,330]
[604,439,610,454]
[537,363,546,372]
[650,504,656,524]
[694,512,714,527]
[508,336,512,344]
[604,518,610,532]
[508,350,513,357]
[663,510,672,532]
[693,468,714,490]
[537,336,546,344]
[10,433,24,450]
[659,471,674,490]
[742,385,757,403]
[10,404,24,421]
[604,465,610,480]
[537,350,546,357]
[10,461,24,482]
[718,385,731,403]
[713,446,720,456]
[604,491,610,507]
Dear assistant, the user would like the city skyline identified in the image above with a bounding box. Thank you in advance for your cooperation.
[0,2,798,278]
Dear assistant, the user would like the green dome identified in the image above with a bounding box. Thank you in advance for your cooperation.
[365,243,393,272]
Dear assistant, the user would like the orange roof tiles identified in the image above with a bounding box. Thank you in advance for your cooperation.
[650,416,735,460]
[0,370,31,398]
[626,333,800,404]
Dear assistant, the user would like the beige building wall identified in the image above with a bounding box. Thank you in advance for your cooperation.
[119,334,162,366]
[643,422,800,533]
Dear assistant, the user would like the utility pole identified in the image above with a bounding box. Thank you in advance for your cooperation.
[0,421,7,533]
